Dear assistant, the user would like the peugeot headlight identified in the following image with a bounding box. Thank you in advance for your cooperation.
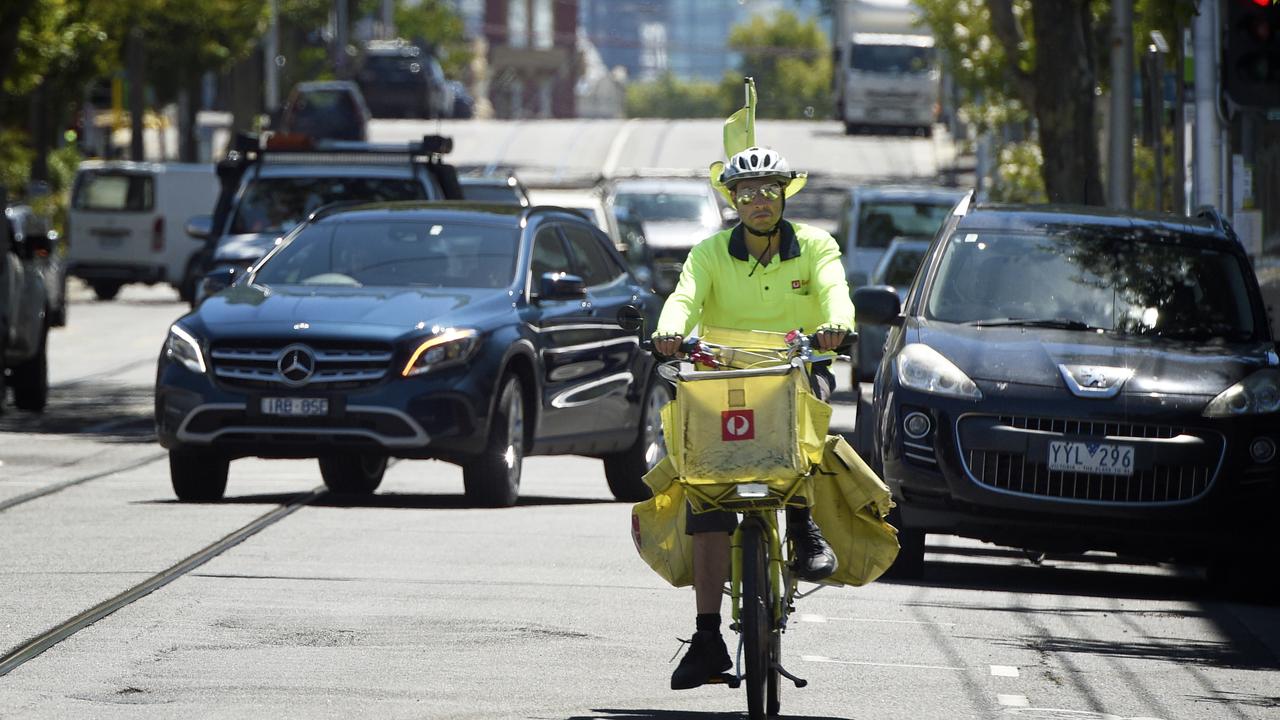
[166,324,207,374]
[1203,369,1280,417]
[402,328,479,377]
[896,343,982,400]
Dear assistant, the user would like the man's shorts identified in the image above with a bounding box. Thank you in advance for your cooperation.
[685,361,835,535]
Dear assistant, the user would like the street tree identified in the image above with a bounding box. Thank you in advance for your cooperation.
[625,72,726,118]
[724,10,832,120]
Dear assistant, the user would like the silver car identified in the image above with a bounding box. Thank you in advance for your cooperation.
[834,185,965,290]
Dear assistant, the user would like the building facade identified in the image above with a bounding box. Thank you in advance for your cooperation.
[483,0,579,118]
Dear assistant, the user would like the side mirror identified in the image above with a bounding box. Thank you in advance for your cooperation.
[538,271,586,300]
[720,206,738,227]
[186,215,213,240]
[854,285,903,326]
[200,266,238,299]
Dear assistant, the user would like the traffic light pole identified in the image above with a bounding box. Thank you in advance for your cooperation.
[1194,0,1223,209]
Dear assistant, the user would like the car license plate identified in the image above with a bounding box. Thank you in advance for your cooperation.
[1047,441,1134,476]
[261,397,328,417]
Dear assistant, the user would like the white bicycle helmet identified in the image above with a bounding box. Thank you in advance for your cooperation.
[719,146,795,187]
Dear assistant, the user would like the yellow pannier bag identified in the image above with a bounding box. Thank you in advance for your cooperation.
[810,434,900,586]
[631,456,694,587]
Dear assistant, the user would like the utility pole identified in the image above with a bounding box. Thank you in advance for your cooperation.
[1193,0,1221,209]
[334,0,350,78]
[1108,0,1133,209]
[265,0,280,115]
[382,0,395,39]
[127,27,146,161]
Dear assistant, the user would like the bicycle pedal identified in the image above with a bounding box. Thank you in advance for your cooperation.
[706,672,740,688]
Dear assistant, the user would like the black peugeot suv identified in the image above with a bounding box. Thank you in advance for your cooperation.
[855,195,1279,592]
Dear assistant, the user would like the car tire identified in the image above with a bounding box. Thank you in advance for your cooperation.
[169,449,230,502]
[463,374,524,507]
[603,372,671,502]
[91,280,123,301]
[883,504,926,580]
[10,320,48,412]
[318,453,388,495]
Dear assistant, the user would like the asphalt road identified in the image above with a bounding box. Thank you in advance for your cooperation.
[1,282,1278,719]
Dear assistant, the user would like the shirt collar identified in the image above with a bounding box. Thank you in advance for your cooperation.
[727,221,801,262]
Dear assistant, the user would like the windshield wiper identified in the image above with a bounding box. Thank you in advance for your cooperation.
[967,318,1106,331]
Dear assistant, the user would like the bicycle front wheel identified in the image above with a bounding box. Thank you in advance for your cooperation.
[740,519,772,719]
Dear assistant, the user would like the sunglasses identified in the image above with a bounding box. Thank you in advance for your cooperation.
[734,184,783,206]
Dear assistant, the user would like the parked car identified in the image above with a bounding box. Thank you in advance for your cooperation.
[448,80,475,119]
[1,206,53,412]
[854,235,930,381]
[459,173,531,207]
[855,198,1280,592]
[834,185,965,289]
[155,202,666,506]
[187,132,462,306]
[68,160,219,302]
[605,177,732,296]
[356,39,452,119]
[278,81,371,141]
[5,203,67,326]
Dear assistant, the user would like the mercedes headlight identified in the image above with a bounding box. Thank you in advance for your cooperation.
[896,343,982,400]
[1203,369,1280,417]
[166,324,207,374]
[402,328,479,377]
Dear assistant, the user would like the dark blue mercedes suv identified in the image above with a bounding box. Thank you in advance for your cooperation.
[156,202,667,506]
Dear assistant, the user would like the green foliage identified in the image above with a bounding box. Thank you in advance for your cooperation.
[724,11,831,119]
[0,129,36,196]
[990,140,1047,203]
[915,0,1028,132]
[140,0,268,104]
[1132,130,1178,212]
[626,72,726,119]
[390,0,468,79]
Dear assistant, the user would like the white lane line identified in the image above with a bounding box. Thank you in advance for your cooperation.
[602,118,638,178]
[997,695,1029,707]
[798,613,956,627]
[990,665,1020,677]
[802,655,964,671]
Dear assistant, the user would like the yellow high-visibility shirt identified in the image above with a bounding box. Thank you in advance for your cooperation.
[656,221,855,339]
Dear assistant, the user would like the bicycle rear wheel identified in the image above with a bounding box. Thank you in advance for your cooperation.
[740,519,772,719]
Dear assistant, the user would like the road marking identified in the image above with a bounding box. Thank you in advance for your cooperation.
[998,694,1030,707]
[802,655,963,671]
[602,118,638,178]
[798,613,956,627]
[991,665,1020,677]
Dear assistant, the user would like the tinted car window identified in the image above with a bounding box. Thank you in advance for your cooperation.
[925,230,1258,339]
[255,219,518,289]
[615,192,716,225]
[73,172,154,211]
[531,226,571,280]
[229,177,428,234]
[878,247,928,286]
[856,201,952,249]
[461,182,524,205]
[562,224,623,287]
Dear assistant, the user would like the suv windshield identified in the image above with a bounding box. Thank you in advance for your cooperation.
[229,177,427,234]
[615,191,717,226]
[857,201,952,249]
[255,219,519,289]
[925,230,1260,340]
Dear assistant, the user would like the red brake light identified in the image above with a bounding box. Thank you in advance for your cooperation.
[152,215,165,252]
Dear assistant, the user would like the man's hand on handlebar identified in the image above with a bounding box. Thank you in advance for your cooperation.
[653,334,684,358]
[815,328,847,352]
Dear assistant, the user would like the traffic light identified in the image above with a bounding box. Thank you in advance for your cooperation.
[1224,0,1280,108]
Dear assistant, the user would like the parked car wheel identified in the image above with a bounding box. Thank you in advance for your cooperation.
[318,453,388,495]
[169,449,230,502]
[10,320,48,412]
[463,375,524,507]
[91,280,123,301]
[603,373,670,501]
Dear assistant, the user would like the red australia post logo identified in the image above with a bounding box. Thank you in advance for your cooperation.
[722,410,755,441]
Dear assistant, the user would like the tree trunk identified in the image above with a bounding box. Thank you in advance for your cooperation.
[1030,0,1104,204]
[0,0,37,103]
[128,29,147,161]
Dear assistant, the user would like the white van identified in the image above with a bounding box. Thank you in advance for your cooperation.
[68,161,219,301]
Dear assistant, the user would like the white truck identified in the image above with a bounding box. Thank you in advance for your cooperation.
[834,0,939,136]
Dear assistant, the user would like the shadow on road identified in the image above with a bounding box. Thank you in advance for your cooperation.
[142,491,618,509]
[565,711,851,720]
[0,381,154,442]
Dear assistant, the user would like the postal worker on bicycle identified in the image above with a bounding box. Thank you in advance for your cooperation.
[653,145,855,690]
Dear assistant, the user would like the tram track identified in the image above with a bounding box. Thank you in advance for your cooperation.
[0,487,324,677]
[0,451,168,513]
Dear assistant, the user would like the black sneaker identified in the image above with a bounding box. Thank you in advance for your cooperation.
[670,630,732,690]
[789,514,838,581]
